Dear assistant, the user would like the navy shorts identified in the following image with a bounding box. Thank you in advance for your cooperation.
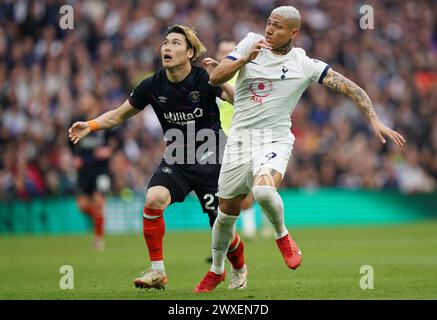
[147,160,221,226]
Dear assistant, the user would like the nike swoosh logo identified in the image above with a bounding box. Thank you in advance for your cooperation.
[249,61,260,65]
[296,250,302,255]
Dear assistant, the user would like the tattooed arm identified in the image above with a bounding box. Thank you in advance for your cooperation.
[322,68,406,147]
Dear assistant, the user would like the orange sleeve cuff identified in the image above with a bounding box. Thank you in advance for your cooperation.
[87,120,100,132]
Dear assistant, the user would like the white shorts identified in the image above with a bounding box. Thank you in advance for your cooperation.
[217,133,294,199]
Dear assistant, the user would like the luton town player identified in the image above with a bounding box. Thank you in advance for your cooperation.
[194,6,406,292]
[68,25,247,290]
[71,92,114,251]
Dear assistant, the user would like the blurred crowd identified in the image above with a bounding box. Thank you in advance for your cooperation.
[0,0,436,200]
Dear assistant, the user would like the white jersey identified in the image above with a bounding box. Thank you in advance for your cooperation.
[227,32,330,142]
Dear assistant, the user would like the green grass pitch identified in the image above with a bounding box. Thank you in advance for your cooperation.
[1,221,437,299]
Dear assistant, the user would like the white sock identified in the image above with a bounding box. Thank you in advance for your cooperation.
[210,209,238,275]
[151,261,165,274]
[252,185,288,240]
[241,206,256,238]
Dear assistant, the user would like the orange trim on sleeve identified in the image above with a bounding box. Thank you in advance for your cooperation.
[87,120,100,132]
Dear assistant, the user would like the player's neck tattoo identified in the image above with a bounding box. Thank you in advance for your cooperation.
[273,41,293,55]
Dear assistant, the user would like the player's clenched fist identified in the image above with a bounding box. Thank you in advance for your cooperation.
[68,122,91,144]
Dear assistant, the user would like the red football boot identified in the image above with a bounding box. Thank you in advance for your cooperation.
[276,234,302,270]
[193,270,226,293]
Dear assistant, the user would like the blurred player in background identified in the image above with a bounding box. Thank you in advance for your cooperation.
[69,25,248,290]
[71,92,114,251]
[194,5,406,292]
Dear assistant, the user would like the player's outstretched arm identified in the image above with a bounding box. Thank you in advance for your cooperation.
[322,68,406,147]
[209,40,272,86]
[68,99,141,144]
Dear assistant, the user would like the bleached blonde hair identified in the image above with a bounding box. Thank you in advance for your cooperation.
[271,6,301,29]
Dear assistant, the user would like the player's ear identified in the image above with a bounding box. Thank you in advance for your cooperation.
[290,28,299,41]
[187,48,194,60]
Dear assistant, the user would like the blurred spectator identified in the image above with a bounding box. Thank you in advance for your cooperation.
[0,0,436,200]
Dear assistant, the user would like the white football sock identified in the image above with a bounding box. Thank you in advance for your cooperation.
[252,185,288,240]
[210,209,238,275]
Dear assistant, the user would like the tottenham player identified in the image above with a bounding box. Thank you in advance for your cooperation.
[69,25,247,290]
[216,39,260,241]
[215,39,259,241]
[203,40,259,266]
[194,6,406,292]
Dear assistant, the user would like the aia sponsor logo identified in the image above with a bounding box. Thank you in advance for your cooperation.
[248,78,272,105]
